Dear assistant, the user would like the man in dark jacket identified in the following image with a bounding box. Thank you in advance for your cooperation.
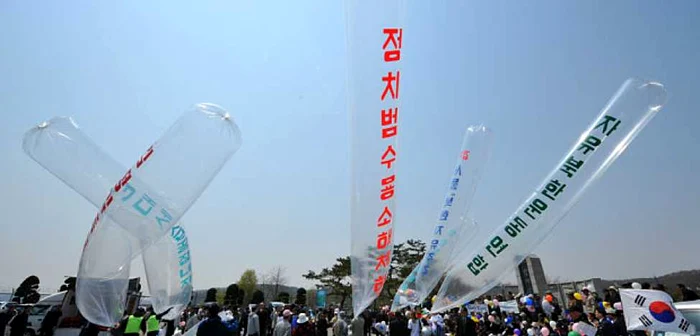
[9,307,29,336]
[388,312,409,336]
[0,306,17,336]
[40,305,62,336]
[198,303,229,336]
[456,309,476,336]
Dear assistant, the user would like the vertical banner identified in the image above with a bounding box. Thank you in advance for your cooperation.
[392,126,492,311]
[432,79,667,313]
[345,0,405,316]
[316,289,327,308]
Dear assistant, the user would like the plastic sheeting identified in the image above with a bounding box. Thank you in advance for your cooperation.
[432,79,666,312]
[345,0,406,316]
[391,126,492,310]
[23,103,242,325]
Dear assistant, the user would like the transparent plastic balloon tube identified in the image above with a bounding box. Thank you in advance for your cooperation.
[391,126,492,311]
[23,117,195,321]
[23,103,242,326]
[432,78,667,313]
[346,0,406,315]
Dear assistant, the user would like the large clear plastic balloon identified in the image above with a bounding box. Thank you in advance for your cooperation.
[23,103,242,326]
[391,126,492,311]
[432,78,667,312]
[345,0,406,316]
[23,116,195,320]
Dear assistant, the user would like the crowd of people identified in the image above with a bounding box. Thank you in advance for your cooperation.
[162,282,700,336]
[2,282,698,336]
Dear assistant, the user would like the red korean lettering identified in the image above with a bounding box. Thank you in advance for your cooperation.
[377,206,393,227]
[462,150,470,161]
[377,229,393,250]
[380,175,395,200]
[382,28,403,50]
[375,250,391,271]
[136,145,154,168]
[381,71,400,101]
[99,194,114,214]
[373,275,386,294]
[114,169,132,192]
[381,145,396,169]
[381,108,398,139]
[382,28,402,62]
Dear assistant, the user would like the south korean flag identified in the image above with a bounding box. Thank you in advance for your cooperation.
[620,289,696,334]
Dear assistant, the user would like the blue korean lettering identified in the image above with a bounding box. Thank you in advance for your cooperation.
[133,194,155,215]
[454,164,462,176]
[445,194,455,207]
[450,178,460,190]
[434,225,444,235]
[171,225,186,241]
[157,209,173,229]
[179,251,191,266]
[120,184,136,202]
[439,210,449,221]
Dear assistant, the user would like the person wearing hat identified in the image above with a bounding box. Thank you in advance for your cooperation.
[275,310,293,336]
[293,313,315,336]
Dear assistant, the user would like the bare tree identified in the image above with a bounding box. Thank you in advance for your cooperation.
[268,266,288,298]
[260,271,274,301]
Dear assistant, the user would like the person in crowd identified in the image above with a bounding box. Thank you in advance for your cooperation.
[362,311,372,336]
[388,311,408,336]
[120,307,146,336]
[407,311,422,336]
[259,303,271,336]
[332,311,348,336]
[612,308,626,336]
[0,306,16,336]
[274,310,293,336]
[677,284,700,301]
[581,288,595,315]
[316,311,329,336]
[294,313,315,336]
[455,309,476,336]
[249,306,262,336]
[351,312,365,336]
[39,305,62,336]
[594,306,615,336]
[141,306,173,336]
[9,307,30,336]
[186,308,203,332]
[197,303,229,336]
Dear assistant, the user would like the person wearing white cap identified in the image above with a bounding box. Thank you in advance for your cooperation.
[274,310,292,336]
[293,313,315,336]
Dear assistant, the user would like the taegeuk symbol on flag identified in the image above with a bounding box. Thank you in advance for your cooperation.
[620,289,696,334]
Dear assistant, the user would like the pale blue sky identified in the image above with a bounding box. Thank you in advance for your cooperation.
[1,1,699,293]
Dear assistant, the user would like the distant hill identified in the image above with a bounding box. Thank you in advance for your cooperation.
[601,269,700,292]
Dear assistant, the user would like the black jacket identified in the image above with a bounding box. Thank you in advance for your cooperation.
[456,316,477,336]
[197,317,230,336]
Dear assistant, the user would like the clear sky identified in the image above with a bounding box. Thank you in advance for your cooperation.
[1,1,699,294]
